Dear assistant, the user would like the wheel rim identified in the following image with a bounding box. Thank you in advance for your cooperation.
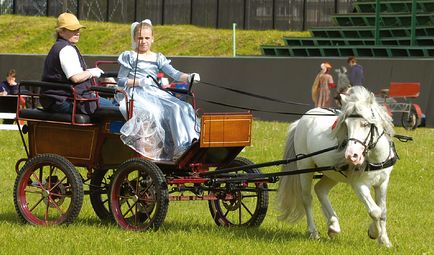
[209,157,268,227]
[210,178,266,226]
[16,161,79,225]
[402,111,417,130]
[111,161,166,231]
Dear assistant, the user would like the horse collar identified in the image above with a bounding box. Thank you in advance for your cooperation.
[365,141,399,171]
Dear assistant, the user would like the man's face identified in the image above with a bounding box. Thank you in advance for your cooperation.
[6,74,16,85]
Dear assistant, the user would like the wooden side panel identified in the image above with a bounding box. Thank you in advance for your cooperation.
[200,113,252,148]
[29,122,98,163]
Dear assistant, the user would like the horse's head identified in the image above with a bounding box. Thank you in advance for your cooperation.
[333,86,394,166]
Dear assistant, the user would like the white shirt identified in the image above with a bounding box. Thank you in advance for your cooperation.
[59,45,84,79]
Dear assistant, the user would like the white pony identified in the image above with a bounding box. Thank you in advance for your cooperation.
[277,86,397,248]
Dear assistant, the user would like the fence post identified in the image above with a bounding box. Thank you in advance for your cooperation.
[161,0,165,25]
[233,23,237,57]
[302,0,306,31]
[46,0,50,16]
[272,0,275,29]
[106,0,109,22]
[76,0,80,19]
[134,0,137,22]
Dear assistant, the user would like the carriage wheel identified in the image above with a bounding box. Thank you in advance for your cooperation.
[13,154,83,225]
[401,109,418,130]
[208,157,269,227]
[89,168,115,221]
[110,158,169,231]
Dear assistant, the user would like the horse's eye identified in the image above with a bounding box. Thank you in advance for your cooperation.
[361,122,370,127]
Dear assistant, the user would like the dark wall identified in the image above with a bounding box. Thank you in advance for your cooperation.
[2,0,353,30]
[1,54,433,127]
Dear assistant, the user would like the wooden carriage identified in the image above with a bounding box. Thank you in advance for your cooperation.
[13,79,267,230]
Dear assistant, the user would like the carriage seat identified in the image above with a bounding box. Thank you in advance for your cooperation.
[17,80,125,124]
[19,106,124,124]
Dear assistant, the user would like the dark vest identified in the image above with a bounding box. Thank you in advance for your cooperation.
[41,38,97,114]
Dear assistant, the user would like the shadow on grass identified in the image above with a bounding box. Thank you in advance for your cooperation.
[159,220,308,242]
[1,212,345,246]
[0,211,22,224]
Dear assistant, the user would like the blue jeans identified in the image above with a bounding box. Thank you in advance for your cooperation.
[53,97,117,114]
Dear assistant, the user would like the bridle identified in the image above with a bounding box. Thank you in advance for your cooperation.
[346,114,384,156]
[344,114,398,171]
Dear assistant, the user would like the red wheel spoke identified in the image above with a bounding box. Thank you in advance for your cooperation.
[134,197,138,225]
[45,196,50,223]
[47,195,66,215]
[30,172,47,192]
[241,201,254,216]
[238,203,242,224]
[29,196,45,212]
[48,175,67,192]
[122,199,138,218]
[138,182,153,197]
[223,208,229,218]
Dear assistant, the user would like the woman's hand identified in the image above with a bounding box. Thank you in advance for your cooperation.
[188,73,200,84]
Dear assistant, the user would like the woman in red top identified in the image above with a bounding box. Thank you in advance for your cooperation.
[311,62,334,108]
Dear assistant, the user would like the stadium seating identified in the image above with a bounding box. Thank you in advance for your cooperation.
[261,0,434,57]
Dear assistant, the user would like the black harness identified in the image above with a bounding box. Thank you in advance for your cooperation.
[344,114,399,171]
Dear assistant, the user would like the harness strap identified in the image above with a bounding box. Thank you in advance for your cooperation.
[366,141,399,171]
[367,155,398,171]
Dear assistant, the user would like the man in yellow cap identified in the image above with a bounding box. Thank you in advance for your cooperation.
[40,12,113,114]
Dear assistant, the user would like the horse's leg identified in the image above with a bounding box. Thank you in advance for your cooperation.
[314,176,340,238]
[372,180,392,248]
[300,172,320,239]
[352,183,383,242]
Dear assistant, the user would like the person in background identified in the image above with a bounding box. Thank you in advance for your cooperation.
[0,69,21,124]
[40,12,114,114]
[312,62,335,108]
[116,19,200,160]
[0,69,19,96]
[347,56,364,86]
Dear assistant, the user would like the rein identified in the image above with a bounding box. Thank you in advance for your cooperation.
[196,97,338,117]
[199,80,310,106]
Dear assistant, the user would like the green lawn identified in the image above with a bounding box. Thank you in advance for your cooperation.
[0,15,308,56]
[0,122,432,255]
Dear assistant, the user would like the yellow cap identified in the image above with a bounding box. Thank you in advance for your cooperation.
[56,12,85,30]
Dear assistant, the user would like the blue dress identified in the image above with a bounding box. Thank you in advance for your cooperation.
[116,51,200,160]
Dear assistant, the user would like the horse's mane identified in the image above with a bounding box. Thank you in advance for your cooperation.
[331,86,394,143]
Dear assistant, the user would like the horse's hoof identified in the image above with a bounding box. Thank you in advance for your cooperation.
[368,223,379,239]
[328,228,340,238]
[308,231,320,240]
[379,236,392,248]
[328,218,341,238]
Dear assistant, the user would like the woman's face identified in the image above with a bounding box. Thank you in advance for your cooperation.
[135,28,153,53]
[59,28,80,44]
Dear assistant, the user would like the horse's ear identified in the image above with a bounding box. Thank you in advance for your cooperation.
[340,93,348,105]
[369,92,376,104]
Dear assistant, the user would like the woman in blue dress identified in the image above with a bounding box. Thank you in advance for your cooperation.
[116,20,200,160]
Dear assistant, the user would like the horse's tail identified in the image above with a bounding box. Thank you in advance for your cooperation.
[276,120,305,223]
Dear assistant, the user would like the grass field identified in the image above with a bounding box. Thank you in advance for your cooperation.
[0,15,308,56]
[0,121,432,255]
